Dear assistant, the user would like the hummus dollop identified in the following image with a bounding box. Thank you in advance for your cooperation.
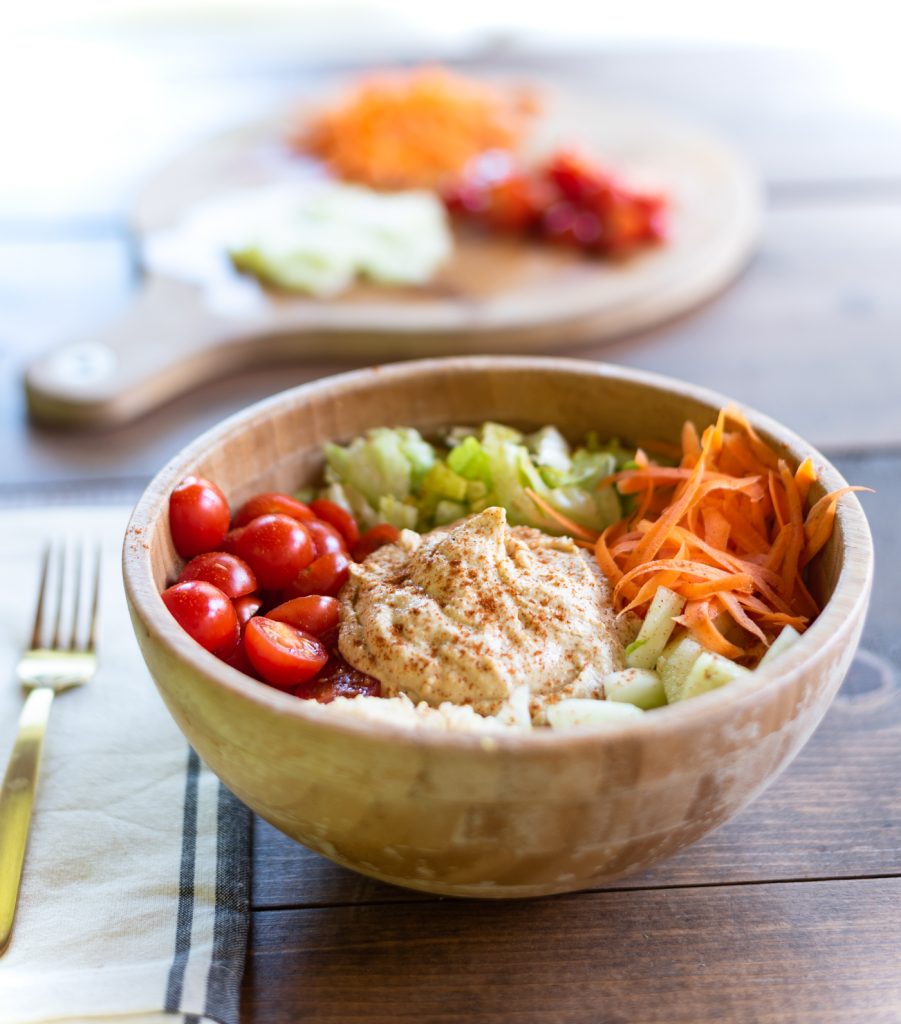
[339,506,624,721]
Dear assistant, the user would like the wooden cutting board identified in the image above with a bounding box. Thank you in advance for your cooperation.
[25,86,761,427]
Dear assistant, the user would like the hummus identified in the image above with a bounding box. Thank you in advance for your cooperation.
[339,506,625,722]
[322,691,529,733]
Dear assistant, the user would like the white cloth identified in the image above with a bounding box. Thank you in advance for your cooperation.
[0,507,250,1024]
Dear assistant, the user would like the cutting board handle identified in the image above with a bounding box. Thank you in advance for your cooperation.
[25,278,268,427]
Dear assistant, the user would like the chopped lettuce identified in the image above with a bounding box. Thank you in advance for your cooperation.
[316,422,631,533]
[329,428,437,502]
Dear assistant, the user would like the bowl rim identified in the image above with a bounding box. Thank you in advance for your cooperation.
[122,355,874,751]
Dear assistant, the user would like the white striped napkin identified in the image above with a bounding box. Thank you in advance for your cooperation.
[0,507,251,1024]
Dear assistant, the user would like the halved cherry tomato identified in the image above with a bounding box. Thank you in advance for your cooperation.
[267,595,339,636]
[162,580,238,653]
[244,617,328,690]
[306,519,347,557]
[169,476,231,558]
[352,524,401,562]
[294,655,380,703]
[177,551,256,598]
[234,594,263,631]
[309,499,360,546]
[233,492,315,528]
[285,551,351,598]
[233,514,315,589]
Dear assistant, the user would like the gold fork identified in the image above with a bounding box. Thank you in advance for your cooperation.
[0,542,101,955]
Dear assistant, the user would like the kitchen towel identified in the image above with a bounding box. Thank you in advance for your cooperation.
[0,507,251,1024]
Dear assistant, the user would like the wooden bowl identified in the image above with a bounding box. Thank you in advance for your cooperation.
[123,357,873,899]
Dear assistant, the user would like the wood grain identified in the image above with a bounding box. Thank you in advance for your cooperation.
[241,877,901,1024]
[6,201,901,495]
[249,450,894,906]
[250,644,901,907]
[2,45,899,1023]
[124,357,872,899]
[25,93,760,426]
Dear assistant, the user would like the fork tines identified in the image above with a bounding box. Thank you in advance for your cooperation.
[30,541,101,653]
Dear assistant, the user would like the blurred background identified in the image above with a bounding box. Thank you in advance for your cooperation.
[1,0,898,502]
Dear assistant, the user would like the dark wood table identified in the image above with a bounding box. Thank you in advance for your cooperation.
[3,44,899,1022]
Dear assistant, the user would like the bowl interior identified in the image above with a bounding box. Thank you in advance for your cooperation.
[121,358,875,897]
[140,358,852,615]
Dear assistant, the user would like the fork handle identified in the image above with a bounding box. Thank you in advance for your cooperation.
[0,686,55,954]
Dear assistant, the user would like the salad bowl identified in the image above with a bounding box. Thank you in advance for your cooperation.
[122,357,872,898]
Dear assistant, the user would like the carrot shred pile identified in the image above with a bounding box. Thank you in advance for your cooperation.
[530,406,871,662]
[298,67,533,189]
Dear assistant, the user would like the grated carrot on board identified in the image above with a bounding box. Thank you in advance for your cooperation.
[297,67,534,189]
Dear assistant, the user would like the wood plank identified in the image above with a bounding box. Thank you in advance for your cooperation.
[577,201,901,452]
[5,201,901,491]
[248,451,898,907]
[241,877,901,1024]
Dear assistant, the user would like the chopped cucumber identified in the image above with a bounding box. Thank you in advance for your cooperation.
[657,635,704,704]
[625,586,686,670]
[758,625,802,668]
[603,668,667,709]
[433,500,468,525]
[547,699,644,731]
[375,495,418,530]
[317,422,629,534]
[674,651,750,701]
[422,461,469,502]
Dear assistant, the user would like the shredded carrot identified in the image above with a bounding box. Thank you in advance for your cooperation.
[585,408,870,660]
[298,67,534,189]
[794,457,818,504]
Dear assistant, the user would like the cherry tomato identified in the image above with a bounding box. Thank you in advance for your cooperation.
[306,519,347,557]
[294,655,380,703]
[443,180,491,216]
[352,524,401,562]
[484,175,545,232]
[244,617,328,690]
[162,580,238,653]
[177,551,257,598]
[308,500,360,547]
[233,492,315,528]
[267,595,340,636]
[546,150,613,205]
[169,476,230,558]
[318,624,340,652]
[234,594,263,631]
[218,640,257,677]
[285,551,351,599]
[541,201,604,249]
[220,527,246,555]
[233,514,315,589]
